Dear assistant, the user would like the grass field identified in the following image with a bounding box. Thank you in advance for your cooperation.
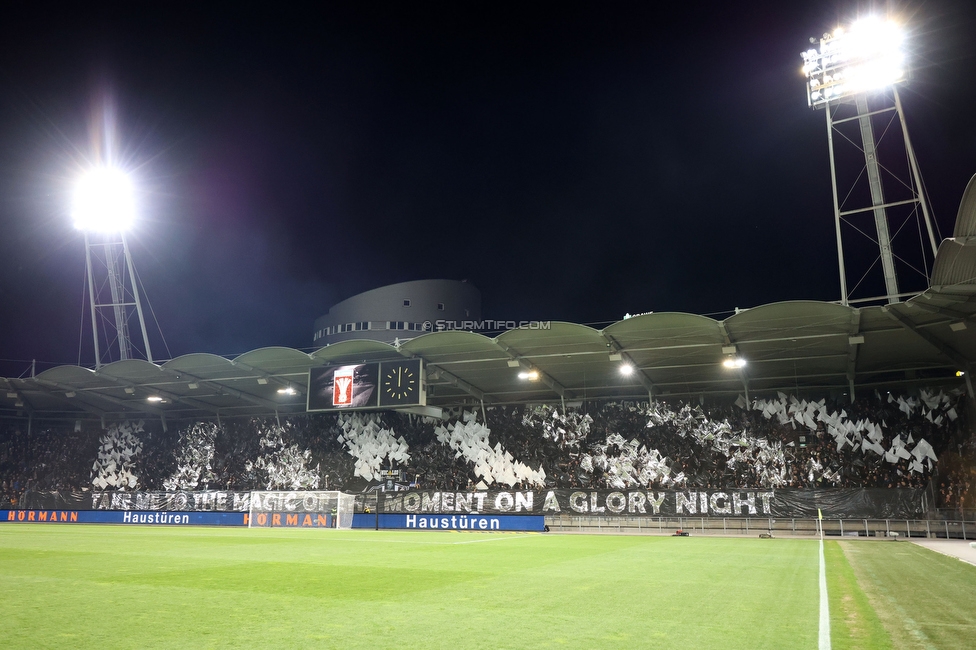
[1,526,974,649]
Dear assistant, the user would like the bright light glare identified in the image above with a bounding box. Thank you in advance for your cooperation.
[848,17,903,55]
[844,18,905,91]
[72,167,136,232]
[518,370,539,381]
[619,364,634,376]
[277,387,297,395]
[801,16,906,107]
[146,395,164,402]
[723,358,746,369]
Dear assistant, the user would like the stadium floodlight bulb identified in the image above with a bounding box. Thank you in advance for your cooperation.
[277,386,298,395]
[619,363,634,376]
[146,395,164,402]
[802,16,906,108]
[72,166,136,232]
[723,358,746,369]
[517,370,539,381]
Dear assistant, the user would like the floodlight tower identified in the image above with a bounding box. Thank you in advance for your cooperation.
[801,17,939,305]
[72,167,153,368]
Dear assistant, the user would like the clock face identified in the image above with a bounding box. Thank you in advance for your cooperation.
[380,360,422,406]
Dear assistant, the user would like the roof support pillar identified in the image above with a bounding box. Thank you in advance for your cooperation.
[847,309,862,403]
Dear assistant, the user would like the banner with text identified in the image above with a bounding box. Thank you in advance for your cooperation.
[1,509,246,526]
[23,491,252,512]
[20,488,926,518]
[352,513,545,531]
[378,488,925,519]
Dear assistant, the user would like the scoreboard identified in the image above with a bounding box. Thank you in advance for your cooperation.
[307,359,425,412]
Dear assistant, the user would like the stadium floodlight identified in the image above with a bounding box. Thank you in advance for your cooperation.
[723,358,746,369]
[146,395,164,402]
[802,16,906,108]
[277,386,298,395]
[72,167,136,232]
[802,14,938,308]
[619,363,634,376]
[72,164,154,368]
[518,370,539,381]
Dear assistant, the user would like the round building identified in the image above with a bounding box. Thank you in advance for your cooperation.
[312,279,482,346]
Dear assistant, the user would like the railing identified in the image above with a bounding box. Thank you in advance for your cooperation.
[544,515,975,540]
[930,508,976,522]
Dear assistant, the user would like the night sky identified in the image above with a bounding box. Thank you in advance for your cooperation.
[1,2,975,374]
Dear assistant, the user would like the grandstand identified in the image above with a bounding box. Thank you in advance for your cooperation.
[1,173,975,520]
[1,104,974,650]
[1,388,971,508]
[3,215,970,650]
[4,10,976,650]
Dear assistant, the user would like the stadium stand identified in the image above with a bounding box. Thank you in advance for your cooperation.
[2,389,972,512]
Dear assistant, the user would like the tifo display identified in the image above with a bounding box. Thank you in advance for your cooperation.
[1,389,971,519]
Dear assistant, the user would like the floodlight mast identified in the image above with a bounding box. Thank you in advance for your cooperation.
[73,168,154,368]
[802,18,939,306]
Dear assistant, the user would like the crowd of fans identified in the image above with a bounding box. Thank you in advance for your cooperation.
[1,387,972,512]
[937,441,976,515]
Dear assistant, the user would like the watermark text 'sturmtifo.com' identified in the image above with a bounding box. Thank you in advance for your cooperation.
[424,320,552,332]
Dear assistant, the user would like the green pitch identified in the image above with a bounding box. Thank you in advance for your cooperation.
[1,526,974,649]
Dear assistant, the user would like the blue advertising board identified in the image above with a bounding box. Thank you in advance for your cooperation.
[1,510,246,526]
[352,513,545,531]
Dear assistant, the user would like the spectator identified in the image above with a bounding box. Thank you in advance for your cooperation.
[0,388,970,507]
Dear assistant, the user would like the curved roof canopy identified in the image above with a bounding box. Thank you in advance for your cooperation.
[4,174,975,423]
[2,289,972,423]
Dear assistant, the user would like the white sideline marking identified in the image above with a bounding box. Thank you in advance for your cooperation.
[819,537,831,650]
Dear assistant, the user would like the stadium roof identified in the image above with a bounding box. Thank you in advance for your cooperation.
[3,180,975,424]
[1,289,972,424]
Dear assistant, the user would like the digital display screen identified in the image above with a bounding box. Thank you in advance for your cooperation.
[307,363,379,411]
[307,359,424,411]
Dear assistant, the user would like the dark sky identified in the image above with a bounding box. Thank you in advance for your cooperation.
[1,1,975,373]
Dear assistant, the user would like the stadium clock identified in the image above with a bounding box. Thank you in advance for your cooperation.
[380,360,422,406]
